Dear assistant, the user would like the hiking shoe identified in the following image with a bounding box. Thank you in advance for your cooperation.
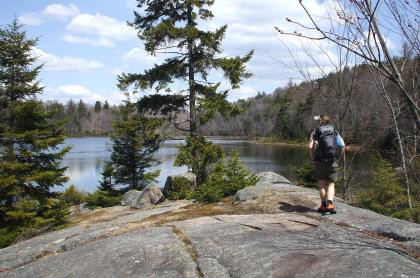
[317,205,327,213]
[326,203,337,214]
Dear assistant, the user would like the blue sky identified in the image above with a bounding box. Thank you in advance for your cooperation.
[1,1,405,105]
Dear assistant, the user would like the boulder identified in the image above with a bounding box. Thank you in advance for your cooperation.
[256,171,291,184]
[121,190,142,206]
[130,184,165,209]
[163,172,197,197]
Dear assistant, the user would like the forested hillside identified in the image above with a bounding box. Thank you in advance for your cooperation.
[200,61,418,148]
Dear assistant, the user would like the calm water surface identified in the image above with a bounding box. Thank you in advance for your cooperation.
[61,137,369,192]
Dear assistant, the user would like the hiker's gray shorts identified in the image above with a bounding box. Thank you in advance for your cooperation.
[314,160,338,182]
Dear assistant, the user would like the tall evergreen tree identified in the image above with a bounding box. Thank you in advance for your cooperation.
[103,100,110,110]
[118,0,253,183]
[65,99,79,135]
[77,99,87,118]
[0,19,70,246]
[98,161,117,193]
[94,100,102,113]
[109,97,163,191]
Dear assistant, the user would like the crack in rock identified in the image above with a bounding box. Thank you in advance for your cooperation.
[169,225,204,278]
[211,216,263,231]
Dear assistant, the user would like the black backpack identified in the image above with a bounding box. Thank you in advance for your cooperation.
[315,125,337,162]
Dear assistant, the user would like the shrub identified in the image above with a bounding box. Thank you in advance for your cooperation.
[294,162,317,188]
[86,190,122,208]
[357,154,408,217]
[60,185,87,205]
[195,150,258,203]
[174,135,223,185]
[0,197,69,248]
[168,177,195,200]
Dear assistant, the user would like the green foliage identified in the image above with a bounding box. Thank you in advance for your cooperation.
[86,190,122,208]
[357,154,408,217]
[119,0,253,184]
[98,162,117,193]
[0,19,70,247]
[94,101,102,113]
[168,177,195,200]
[294,162,318,188]
[109,98,163,192]
[195,150,258,203]
[0,197,69,248]
[174,135,223,185]
[103,100,110,110]
[60,185,87,205]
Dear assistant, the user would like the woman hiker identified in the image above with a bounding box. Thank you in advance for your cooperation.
[308,114,345,214]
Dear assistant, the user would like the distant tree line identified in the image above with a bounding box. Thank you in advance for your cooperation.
[43,99,116,136]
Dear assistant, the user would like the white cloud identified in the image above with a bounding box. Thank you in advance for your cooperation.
[19,4,80,26]
[43,85,105,104]
[122,47,158,64]
[18,12,44,26]
[66,13,137,42]
[31,47,103,72]
[228,85,258,101]
[43,4,80,19]
[63,34,115,47]
[204,0,336,89]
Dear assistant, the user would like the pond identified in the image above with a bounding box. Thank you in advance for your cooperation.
[61,137,371,193]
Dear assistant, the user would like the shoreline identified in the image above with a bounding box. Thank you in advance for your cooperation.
[65,135,364,152]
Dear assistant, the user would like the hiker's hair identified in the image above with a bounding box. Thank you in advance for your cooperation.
[320,114,330,124]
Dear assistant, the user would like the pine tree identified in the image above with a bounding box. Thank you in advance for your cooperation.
[103,100,110,110]
[109,97,164,191]
[0,19,70,246]
[94,100,102,113]
[98,161,117,193]
[66,99,79,135]
[118,0,253,184]
[77,99,87,119]
[358,154,408,217]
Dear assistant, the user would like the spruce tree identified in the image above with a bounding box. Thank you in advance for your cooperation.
[98,161,117,194]
[118,0,253,184]
[103,100,110,110]
[94,100,102,113]
[0,19,70,246]
[109,97,163,191]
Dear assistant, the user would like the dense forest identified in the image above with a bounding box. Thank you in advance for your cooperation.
[200,62,416,146]
[43,100,115,136]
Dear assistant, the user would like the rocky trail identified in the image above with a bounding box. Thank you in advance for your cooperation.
[1,172,419,277]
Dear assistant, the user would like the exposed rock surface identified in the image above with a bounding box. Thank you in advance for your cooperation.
[1,172,419,277]
[132,183,165,209]
[0,201,191,272]
[163,172,197,197]
[256,171,291,184]
[121,183,165,209]
[234,172,420,252]
[121,190,142,206]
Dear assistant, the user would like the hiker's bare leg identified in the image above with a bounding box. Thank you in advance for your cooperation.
[327,182,335,201]
[319,180,327,201]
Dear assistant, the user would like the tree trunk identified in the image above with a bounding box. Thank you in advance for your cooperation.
[187,3,196,137]
[376,75,413,209]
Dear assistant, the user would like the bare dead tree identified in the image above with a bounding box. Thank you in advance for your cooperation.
[275,0,420,129]
[370,71,413,208]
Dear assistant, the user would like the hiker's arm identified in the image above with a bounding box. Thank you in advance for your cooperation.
[308,133,315,161]
[338,147,345,160]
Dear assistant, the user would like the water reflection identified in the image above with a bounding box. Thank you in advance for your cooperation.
[60,137,369,193]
